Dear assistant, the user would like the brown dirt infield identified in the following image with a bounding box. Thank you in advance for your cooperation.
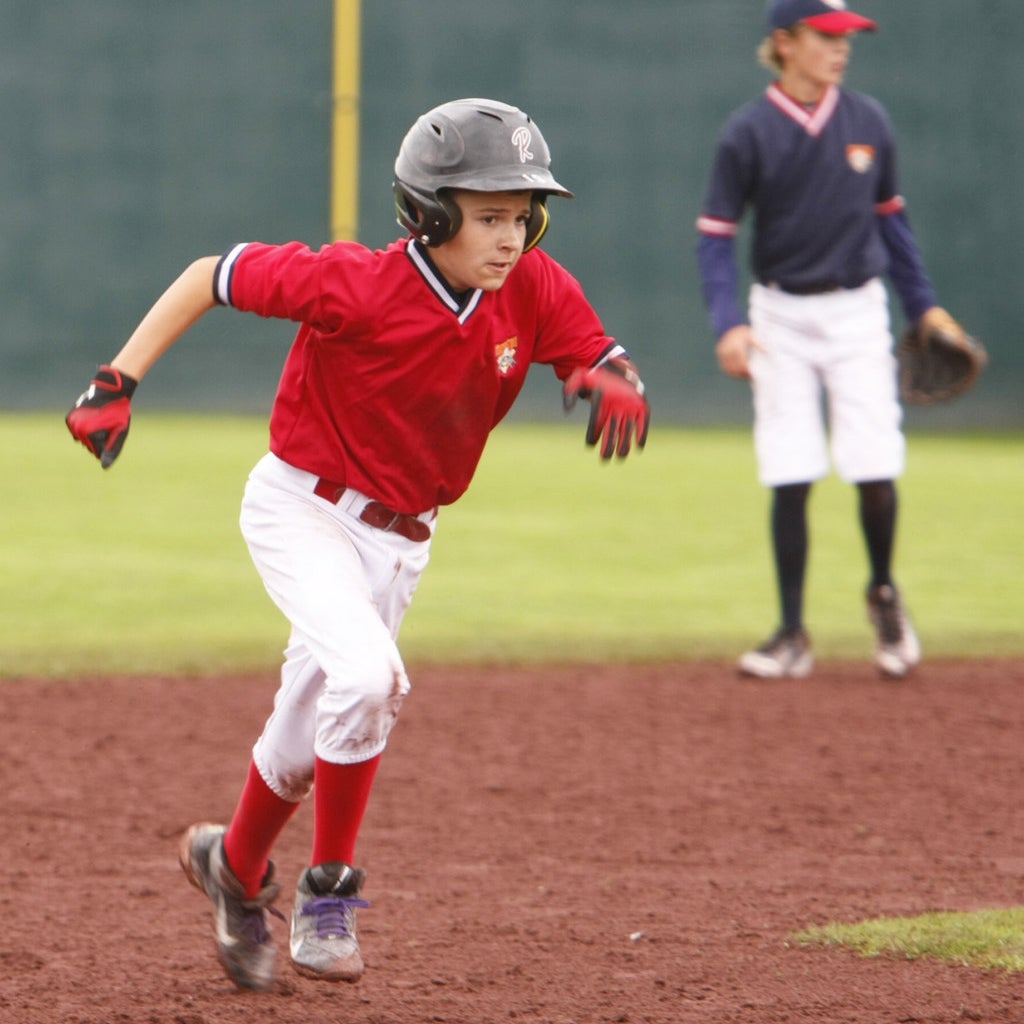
[2,659,1023,1024]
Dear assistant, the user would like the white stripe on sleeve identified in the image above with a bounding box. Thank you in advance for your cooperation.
[214,243,249,306]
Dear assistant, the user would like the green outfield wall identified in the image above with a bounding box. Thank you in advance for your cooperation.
[2,2,1019,427]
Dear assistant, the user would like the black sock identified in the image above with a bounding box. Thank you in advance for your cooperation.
[857,480,897,589]
[771,483,811,632]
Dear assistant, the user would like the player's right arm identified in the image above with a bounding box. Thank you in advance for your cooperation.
[696,231,765,380]
[109,255,221,381]
[66,256,220,467]
[696,116,765,380]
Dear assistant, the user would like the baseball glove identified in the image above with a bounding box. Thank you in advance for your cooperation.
[897,307,987,405]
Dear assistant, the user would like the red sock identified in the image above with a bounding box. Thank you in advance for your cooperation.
[223,760,300,898]
[311,754,381,867]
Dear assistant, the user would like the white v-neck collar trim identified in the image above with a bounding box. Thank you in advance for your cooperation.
[766,83,839,138]
[406,240,484,324]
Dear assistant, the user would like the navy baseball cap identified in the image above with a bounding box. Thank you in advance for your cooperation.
[768,0,878,35]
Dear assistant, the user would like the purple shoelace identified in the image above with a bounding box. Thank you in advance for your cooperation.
[239,902,286,944]
[301,895,371,938]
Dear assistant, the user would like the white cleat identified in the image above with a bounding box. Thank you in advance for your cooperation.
[739,627,814,679]
[867,584,921,679]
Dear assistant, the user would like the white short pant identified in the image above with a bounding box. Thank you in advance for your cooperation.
[748,278,905,487]
[239,453,434,800]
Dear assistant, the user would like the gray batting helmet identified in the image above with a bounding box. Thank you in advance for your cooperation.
[393,98,573,251]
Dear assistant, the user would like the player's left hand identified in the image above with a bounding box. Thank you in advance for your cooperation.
[563,358,650,459]
[898,307,987,405]
[66,364,139,468]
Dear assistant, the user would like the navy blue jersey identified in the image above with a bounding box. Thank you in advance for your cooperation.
[698,84,901,290]
[696,82,936,337]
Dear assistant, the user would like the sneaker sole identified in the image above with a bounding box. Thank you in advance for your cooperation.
[878,662,909,679]
[738,652,814,679]
[291,958,364,983]
[876,651,921,680]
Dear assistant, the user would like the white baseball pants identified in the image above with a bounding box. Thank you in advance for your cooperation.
[748,278,905,487]
[239,453,434,801]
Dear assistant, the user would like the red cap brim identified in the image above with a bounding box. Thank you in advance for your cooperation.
[803,12,878,34]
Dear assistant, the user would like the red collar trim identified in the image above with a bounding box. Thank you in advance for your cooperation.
[766,83,840,138]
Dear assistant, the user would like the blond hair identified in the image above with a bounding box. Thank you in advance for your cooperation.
[758,25,813,73]
[757,35,784,72]
[757,29,786,73]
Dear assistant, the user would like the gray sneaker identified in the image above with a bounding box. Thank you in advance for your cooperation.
[738,626,813,679]
[179,822,282,992]
[867,584,921,678]
[290,862,369,982]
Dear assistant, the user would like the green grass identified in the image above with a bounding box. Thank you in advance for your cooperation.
[793,908,1024,972]
[2,413,1022,676]
[407,424,1024,663]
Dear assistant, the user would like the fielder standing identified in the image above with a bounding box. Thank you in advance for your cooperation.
[67,98,649,991]
[695,0,970,680]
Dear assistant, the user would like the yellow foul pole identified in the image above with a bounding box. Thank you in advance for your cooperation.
[331,0,361,241]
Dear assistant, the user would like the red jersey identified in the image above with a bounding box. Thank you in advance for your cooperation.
[215,237,623,512]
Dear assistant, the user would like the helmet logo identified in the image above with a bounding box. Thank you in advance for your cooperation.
[511,126,534,164]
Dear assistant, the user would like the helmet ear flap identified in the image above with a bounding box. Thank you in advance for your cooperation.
[523,196,550,252]
[393,182,459,247]
[436,191,462,244]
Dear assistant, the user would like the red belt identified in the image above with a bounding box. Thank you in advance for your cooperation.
[313,478,433,543]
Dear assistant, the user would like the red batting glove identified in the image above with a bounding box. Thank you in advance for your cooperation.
[562,359,650,459]
[66,365,139,468]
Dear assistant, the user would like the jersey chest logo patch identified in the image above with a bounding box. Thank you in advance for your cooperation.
[847,144,875,173]
[495,336,519,375]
